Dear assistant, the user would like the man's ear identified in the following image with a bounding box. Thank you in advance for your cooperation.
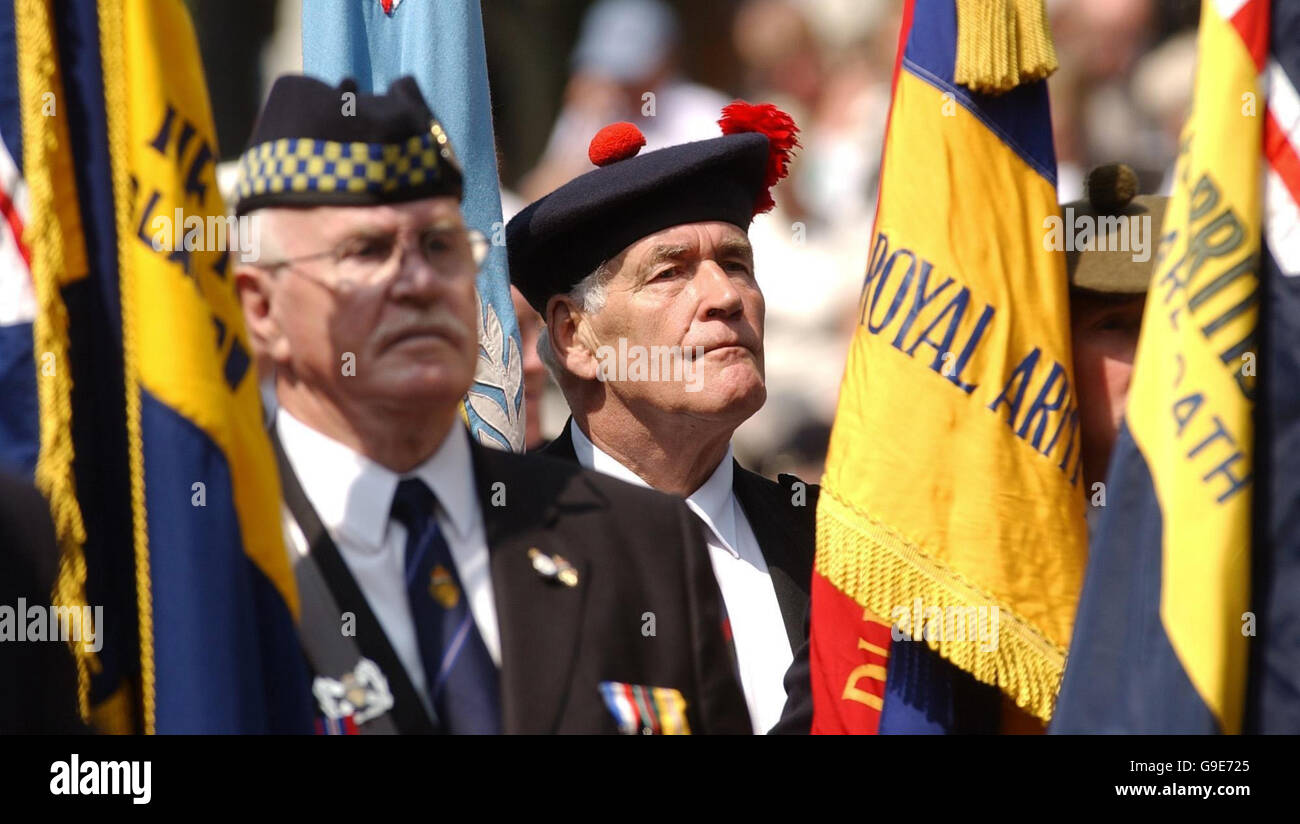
[546,296,602,382]
[234,264,290,367]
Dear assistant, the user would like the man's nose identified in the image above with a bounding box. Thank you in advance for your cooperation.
[387,249,444,302]
[696,261,743,320]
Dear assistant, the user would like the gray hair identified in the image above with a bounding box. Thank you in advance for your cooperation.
[537,261,614,378]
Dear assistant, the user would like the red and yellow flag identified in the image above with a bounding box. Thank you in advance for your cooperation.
[810,0,1087,730]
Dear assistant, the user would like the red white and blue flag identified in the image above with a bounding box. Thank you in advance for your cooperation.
[0,4,37,478]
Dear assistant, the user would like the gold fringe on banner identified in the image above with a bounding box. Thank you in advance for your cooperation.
[954,0,1059,94]
[96,0,156,735]
[816,487,1067,722]
[14,0,97,722]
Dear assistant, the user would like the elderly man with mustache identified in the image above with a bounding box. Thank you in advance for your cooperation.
[234,75,750,735]
[507,108,817,733]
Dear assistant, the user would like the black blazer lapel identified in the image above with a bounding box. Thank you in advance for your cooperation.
[471,442,590,734]
[539,419,578,463]
[547,419,812,650]
[732,464,815,651]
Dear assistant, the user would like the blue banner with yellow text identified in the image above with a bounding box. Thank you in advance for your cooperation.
[0,0,312,733]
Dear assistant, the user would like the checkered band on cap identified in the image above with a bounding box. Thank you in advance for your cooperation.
[236,131,447,203]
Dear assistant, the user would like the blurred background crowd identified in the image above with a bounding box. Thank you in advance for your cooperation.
[191,0,1202,483]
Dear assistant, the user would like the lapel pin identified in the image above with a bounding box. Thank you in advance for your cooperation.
[554,554,579,587]
[530,548,579,587]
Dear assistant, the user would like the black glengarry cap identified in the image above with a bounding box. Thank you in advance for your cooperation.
[235,75,463,217]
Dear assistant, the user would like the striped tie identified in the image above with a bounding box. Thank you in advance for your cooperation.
[390,478,501,734]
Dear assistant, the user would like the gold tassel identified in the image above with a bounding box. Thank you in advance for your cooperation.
[1013,0,1058,83]
[816,487,1067,723]
[954,0,1059,95]
[15,0,98,723]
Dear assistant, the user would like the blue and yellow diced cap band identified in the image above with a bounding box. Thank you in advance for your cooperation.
[235,74,463,217]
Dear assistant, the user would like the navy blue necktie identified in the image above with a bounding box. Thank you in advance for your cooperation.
[390,478,501,734]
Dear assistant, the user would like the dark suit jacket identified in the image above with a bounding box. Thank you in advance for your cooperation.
[277,429,752,734]
[0,472,86,733]
[542,421,818,652]
[771,612,815,734]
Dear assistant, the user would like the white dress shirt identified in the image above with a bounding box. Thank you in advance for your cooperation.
[277,408,500,706]
[569,420,793,734]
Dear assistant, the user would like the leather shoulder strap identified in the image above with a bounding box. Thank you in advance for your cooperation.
[293,554,398,734]
[273,429,437,735]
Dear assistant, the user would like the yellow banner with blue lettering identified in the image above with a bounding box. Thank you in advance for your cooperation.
[108,0,311,733]
[1053,0,1272,734]
[8,0,312,732]
[811,0,1087,726]
[1120,0,1258,734]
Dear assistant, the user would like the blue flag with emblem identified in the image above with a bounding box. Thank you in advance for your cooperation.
[302,0,524,452]
[0,0,313,733]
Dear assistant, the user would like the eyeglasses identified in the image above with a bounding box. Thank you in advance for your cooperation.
[260,226,489,292]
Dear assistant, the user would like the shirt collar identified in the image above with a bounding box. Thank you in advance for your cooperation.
[414,420,478,542]
[277,408,478,552]
[569,419,739,557]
